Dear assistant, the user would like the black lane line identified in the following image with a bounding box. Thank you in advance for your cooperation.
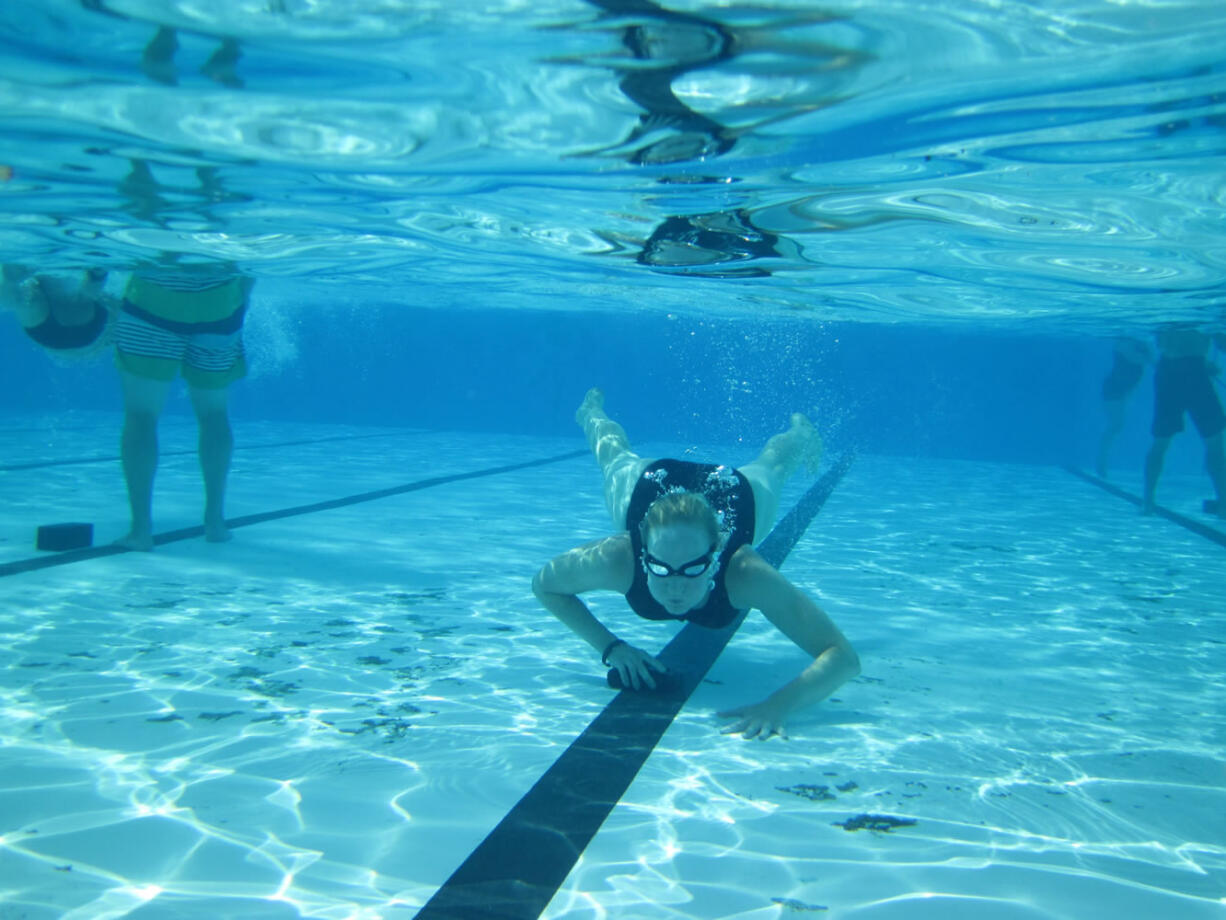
[1064,466,1226,550]
[0,450,589,578]
[414,451,855,920]
[0,431,419,472]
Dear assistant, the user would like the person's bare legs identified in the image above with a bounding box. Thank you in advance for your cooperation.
[576,388,651,528]
[1204,431,1226,515]
[738,413,823,537]
[1096,398,1127,479]
[1142,435,1172,514]
[190,383,234,542]
[117,371,171,550]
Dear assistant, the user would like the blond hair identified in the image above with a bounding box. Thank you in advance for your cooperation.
[639,491,720,546]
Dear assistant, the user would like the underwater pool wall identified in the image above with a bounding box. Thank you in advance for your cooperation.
[0,303,1199,474]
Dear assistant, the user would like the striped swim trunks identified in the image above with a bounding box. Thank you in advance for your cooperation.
[114,280,248,389]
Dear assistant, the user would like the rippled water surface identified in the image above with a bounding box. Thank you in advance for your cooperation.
[2,0,1224,328]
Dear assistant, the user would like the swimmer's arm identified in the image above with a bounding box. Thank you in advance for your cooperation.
[532,535,666,689]
[722,548,859,738]
[533,534,628,652]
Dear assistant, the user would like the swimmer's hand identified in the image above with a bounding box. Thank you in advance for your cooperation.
[605,642,667,691]
[718,698,789,741]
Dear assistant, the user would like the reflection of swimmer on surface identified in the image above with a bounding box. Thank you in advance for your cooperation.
[80,0,255,88]
[141,26,243,88]
[569,0,867,165]
[605,200,910,278]
[566,0,877,276]
[114,263,254,551]
[533,388,859,740]
[1142,325,1226,517]
[1,264,116,357]
[120,157,247,228]
[636,209,794,278]
[1096,335,1154,479]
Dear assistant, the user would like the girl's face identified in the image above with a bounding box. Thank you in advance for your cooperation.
[643,522,717,615]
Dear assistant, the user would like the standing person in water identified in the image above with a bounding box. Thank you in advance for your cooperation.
[532,388,859,740]
[114,262,253,550]
[1143,324,1226,516]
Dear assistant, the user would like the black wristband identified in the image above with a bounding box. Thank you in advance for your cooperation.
[601,639,626,666]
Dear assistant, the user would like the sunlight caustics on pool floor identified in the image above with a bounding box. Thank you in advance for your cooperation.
[0,416,1223,919]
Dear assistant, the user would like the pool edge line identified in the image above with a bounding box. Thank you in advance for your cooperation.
[1063,465,1226,550]
[0,449,589,578]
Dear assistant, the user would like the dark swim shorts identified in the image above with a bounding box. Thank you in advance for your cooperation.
[1152,356,1226,439]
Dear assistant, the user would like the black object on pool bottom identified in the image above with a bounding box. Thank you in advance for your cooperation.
[36,522,93,551]
[606,667,686,695]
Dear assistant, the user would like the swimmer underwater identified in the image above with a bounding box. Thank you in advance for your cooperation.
[532,389,860,740]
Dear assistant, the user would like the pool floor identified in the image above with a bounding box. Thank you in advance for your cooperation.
[0,413,1222,919]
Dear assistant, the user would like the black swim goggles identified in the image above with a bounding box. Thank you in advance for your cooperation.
[642,547,717,579]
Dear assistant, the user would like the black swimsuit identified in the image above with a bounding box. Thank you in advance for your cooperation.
[23,302,107,350]
[624,459,756,629]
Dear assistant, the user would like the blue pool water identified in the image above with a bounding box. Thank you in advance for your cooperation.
[1,1,1225,918]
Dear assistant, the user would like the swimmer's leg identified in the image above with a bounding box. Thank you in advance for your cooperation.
[190,383,234,543]
[1096,398,1128,479]
[117,371,172,551]
[739,413,823,537]
[1204,431,1226,515]
[576,388,651,528]
[1142,435,1172,514]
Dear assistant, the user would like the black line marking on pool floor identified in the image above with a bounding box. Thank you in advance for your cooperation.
[0,430,421,472]
[1064,466,1226,550]
[0,449,588,578]
[414,452,855,920]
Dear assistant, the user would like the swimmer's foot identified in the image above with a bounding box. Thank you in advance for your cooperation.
[201,39,244,89]
[204,515,232,543]
[1141,496,1156,516]
[575,387,605,427]
[792,412,824,475]
[141,27,179,86]
[115,528,154,552]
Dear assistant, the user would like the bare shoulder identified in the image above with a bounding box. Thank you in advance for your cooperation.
[725,545,848,656]
[535,533,634,595]
[724,544,793,610]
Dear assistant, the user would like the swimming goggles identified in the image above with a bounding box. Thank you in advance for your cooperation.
[642,548,717,578]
